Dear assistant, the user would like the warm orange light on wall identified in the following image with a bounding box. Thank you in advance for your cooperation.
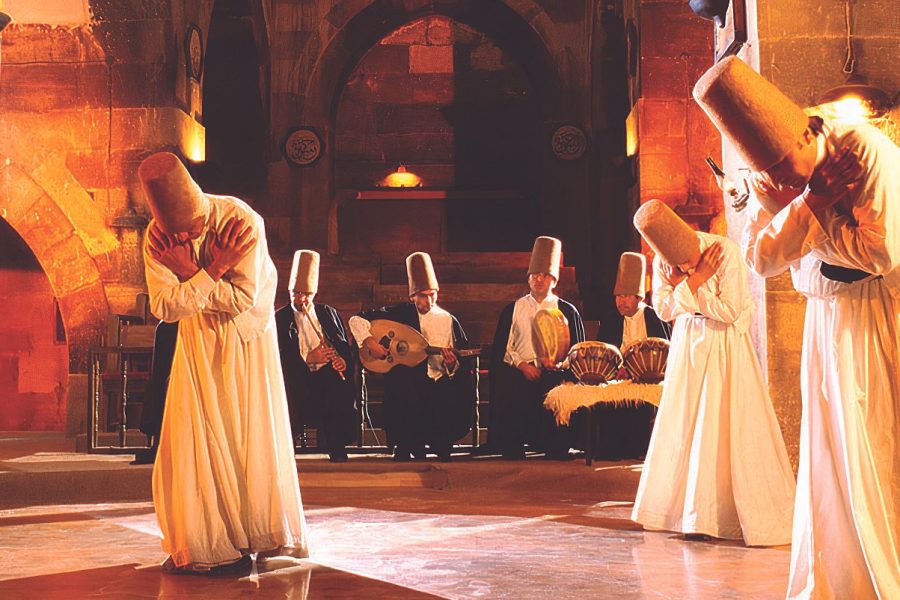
[382,164,422,188]
[183,119,206,163]
[625,107,639,157]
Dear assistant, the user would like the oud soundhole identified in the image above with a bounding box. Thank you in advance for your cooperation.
[396,341,409,355]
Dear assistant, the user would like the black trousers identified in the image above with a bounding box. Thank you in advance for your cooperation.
[295,367,358,452]
[490,364,572,456]
[388,370,462,456]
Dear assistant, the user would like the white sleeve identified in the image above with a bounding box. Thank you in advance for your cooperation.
[143,230,217,323]
[742,194,827,278]
[694,241,750,325]
[651,258,695,322]
[348,316,372,348]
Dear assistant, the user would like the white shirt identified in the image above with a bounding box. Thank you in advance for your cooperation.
[144,194,278,342]
[503,292,560,367]
[292,305,325,372]
[621,302,649,349]
[743,121,900,294]
[348,305,457,380]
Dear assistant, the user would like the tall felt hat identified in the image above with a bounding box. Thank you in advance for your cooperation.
[406,252,439,296]
[138,152,209,234]
[692,56,809,172]
[288,249,320,294]
[528,236,562,280]
[613,252,647,297]
[633,200,698,266]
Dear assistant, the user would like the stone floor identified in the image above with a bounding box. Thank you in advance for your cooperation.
[0,434,792,599]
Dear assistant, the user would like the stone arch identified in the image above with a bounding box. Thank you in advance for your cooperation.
[0,157,109,374]
[284,0,566,250]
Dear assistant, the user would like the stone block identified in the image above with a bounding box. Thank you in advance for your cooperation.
[0,164,46,226]
[409,45,454,74]
[543,1,587,23]
[92,18,171,64]
[425,16,453,46]
[639,2,713,58]
[335,133,379,161]
[1,24,106,63]
[639,98,687,137]
[757,1,846,40]
[44,236,104,297]
[335,96,378,135]
[469,43,505,72]
[382,19,428,45]
[412,74,455,104]
[263,217,292,255]
[272,30,311,59]
[757,38,846,106]
[113,63,172,108]
[0,64,80,112]
[357,44,411,75]
[638,140,690,195]
[449,20,484,45]
[379,133,454,162]
[87,0,171,21]
[354,74,415,105]
[375,105,451,134]
[65,373,89,436]
[640,56,689,98]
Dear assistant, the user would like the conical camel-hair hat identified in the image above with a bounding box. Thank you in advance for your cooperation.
[693,56,809,172]
[613,252,647,297]
[633,200,698,266]
[288,249,320,294]
[406,252,439,296]
[138,152,209,234]
[528,236,562,280]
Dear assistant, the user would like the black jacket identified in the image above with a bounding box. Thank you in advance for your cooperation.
[597,303,670,348]
[357,302,477,445]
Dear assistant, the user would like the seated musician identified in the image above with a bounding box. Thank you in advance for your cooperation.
[595,251,670,460]
[488,236,586,460]
[348,252,476,462]
[275,250,359,462]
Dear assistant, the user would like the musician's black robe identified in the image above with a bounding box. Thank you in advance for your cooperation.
[139,321,179,439]
[357,302,477,455]
[594,301,671,459]
[275,303,359,451]
[487,298,585,457]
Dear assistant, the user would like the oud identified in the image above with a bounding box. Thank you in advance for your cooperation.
[358,320,480,374]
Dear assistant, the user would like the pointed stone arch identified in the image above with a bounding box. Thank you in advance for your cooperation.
[0,156,109,374]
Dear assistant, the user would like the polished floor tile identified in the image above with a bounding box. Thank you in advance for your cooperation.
[0,498,790,599]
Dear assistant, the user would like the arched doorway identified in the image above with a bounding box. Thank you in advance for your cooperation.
[0,218,69,431]
[333,14,543,253]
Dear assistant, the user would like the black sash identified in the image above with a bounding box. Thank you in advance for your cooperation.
[820,262,872,283]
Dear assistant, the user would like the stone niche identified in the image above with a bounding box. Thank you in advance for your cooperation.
[333,15,543,255]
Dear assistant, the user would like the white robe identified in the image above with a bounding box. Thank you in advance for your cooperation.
[631,232,796,546]
[144,195,308,568]
[745,122,900,599]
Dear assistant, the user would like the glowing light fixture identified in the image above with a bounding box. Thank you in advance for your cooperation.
[182,118,206,163]
[382,164,422,188]
[625,107,639,157]
[815,0,893,125]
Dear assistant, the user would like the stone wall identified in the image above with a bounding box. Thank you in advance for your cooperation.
[0,0,641,433]
[624,0,723,241]
[719,0,900,468]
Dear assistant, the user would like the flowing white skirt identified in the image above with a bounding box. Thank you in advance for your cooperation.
[632,316,796,546]
[152,312,308,567]
[788,276,900,599]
